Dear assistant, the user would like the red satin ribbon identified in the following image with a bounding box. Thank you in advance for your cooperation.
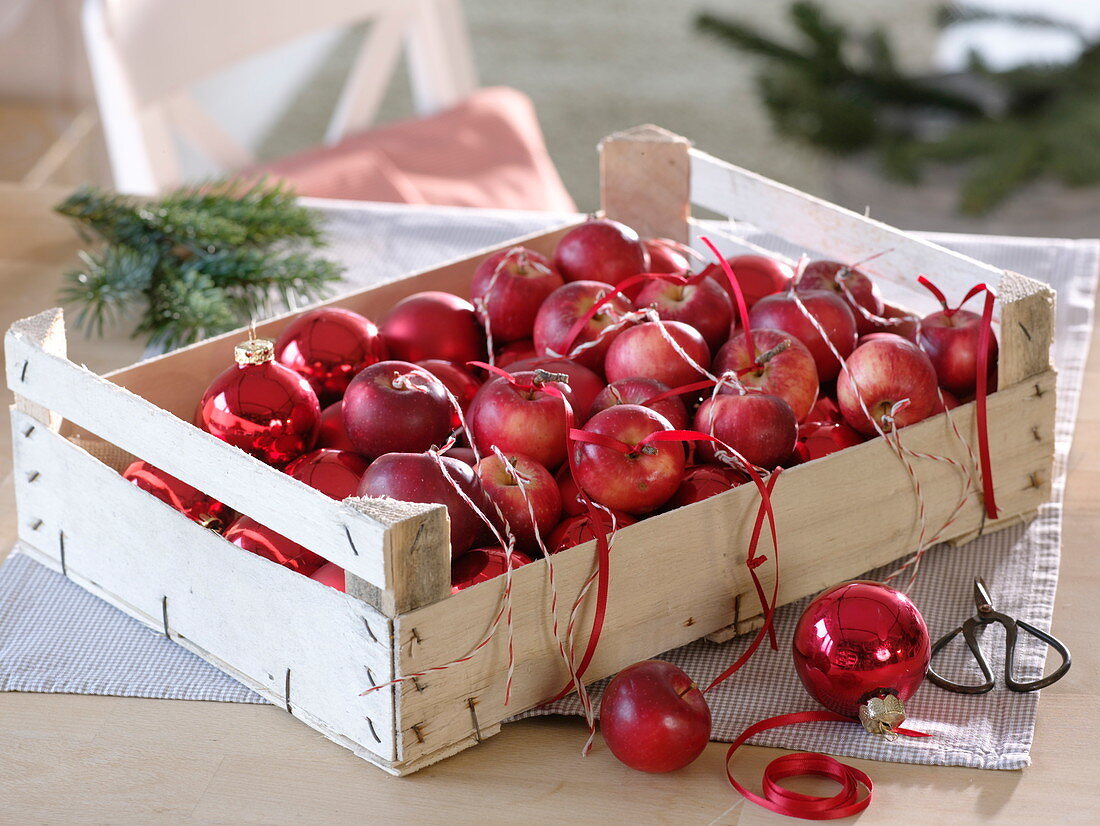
[916,277,1000,519]
[700,236,755,358]
[725,712,930,821]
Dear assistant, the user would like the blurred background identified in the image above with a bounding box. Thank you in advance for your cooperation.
[3,0,1100,236]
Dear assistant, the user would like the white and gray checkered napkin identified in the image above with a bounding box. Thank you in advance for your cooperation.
[1,202,1096,771]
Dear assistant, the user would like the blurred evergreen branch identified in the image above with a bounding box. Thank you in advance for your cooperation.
[56,179,341,349]
[696,1,1100,214]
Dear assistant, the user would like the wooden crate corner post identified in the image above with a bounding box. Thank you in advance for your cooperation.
[6,307,67,432]
[599,124,692,243]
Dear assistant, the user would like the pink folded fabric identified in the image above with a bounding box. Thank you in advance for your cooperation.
[253,86,576,212]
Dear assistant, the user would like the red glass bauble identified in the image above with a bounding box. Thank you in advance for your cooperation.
[547,510,637,554]
[792,580,931,720]
[317,401,358,452]
[666,463,746,510]
[310,562,346,592]
[285,449,370,500]
[274,307,386,404]
[122,460,232,530]
[195,339,321,468]
[225,515,325,575]
[451,547,534,593]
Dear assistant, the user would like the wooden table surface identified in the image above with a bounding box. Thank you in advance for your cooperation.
[0,183,1096,825]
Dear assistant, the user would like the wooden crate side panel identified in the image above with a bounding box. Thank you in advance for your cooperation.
[101,221,581,423]
[10,409,397,761]
[391,372,1055,764]
[5,312,453,607]
[600,124,692,243]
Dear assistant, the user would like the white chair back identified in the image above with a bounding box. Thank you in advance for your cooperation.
[83,0,478,193]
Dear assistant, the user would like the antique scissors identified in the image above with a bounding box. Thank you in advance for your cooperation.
[926,578,1071,694]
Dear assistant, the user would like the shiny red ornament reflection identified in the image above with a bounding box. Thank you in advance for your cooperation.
[317,401,358,452]
[224,515,325,576]
[451,547,534,593]
[310,562,346,592]
[122,460,232,530]
[285,449,370,500]
[796,420,865,462]
[792,580,931,719]
[195,340,321,468]
[274,307,386,404]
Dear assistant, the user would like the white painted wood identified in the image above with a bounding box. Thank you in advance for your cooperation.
[10,409,397,761]
[405,0,478,115]
[165,93,255,170]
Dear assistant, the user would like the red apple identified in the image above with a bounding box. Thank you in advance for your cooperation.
[475,452,562,554]
[702,254,793,307]
[343,361,452,459]
[451,547,535,592]
[589,378,688,430]
[415,359,481,428]
[285,449,370,500]
[442,446,479,467]
[918,308,998,397]
[642,238,693,274]
[600,660,711,773]
[634,276,733,352]
[358,453,490,556]
[467,370,573,470]
[837,337,939,436]
[714,328,819,421]
[504,357,604,425]
[225,516,324,576]
[495,339,537,368]
[310,562,346,591]
[665,463,746,509]
[380,291,487,364]
[317,401,358,452]
[533,280,635,372]
[798,260,884,335]
[748,289,858,381]
[556,465,586,517]
[604,320,711,390]
[274,307,387,405]
[796,420,865,461]
[934,388,961,412]
[873,302,920,341]
[547,509,637,554]
[470,246,564,343]
[554,218,648,286]
[694,392,797,469]
[572,405,686,515]
[858,331,911,347]
[806,395,843,424]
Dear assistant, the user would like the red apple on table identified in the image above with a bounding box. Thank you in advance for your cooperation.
[694,391,798,470]
[589,378,689,430]
[548,509,637,554]
[714,328,819,422]
[415,359,482,428]
[504,357,604,426]
[702,254,793,307]
[475,452,562,555]
[749,288,857,381]
[533,280,635,372]
[380,291,487,364]
[918,308,998,397]
[642,238,693,274]
[343,361,453,459]
[495,339,537,368]
[225,516,324,576]
[554,218,648,286]
[634,275,733,352]
[285,449,370,500]
[600,660,711,773]
[604,320,711,390]
[470,246,564,343]
[316,401,358,452]
[358,453,490,556]
[467,370,573,470]
[310,562,346,592]
[837,337,940,436]
[451,547,535,592]
[665,463,746,509]
[571,405,686,515]
[798,260,884,335]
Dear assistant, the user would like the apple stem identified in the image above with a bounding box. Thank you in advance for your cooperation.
[752,339,792,370]
[677,684,697,698]
[532,368,570,386]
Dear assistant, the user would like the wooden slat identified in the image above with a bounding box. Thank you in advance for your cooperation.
[600,124,692,243]
[998,270,1056,387]
[10,409,397,761]
[391,371,1056,766]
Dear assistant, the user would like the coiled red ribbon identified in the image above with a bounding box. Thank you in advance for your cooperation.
[725,711,930,820]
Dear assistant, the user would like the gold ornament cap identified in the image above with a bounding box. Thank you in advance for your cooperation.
[858,693,906,738]
[234,338,275,366]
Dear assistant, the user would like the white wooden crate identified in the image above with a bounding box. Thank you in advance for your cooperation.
[6,125,1056,774]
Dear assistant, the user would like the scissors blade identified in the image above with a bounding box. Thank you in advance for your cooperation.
[973,577,995,613]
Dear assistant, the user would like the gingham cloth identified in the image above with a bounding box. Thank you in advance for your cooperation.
[0,202,1095,771]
